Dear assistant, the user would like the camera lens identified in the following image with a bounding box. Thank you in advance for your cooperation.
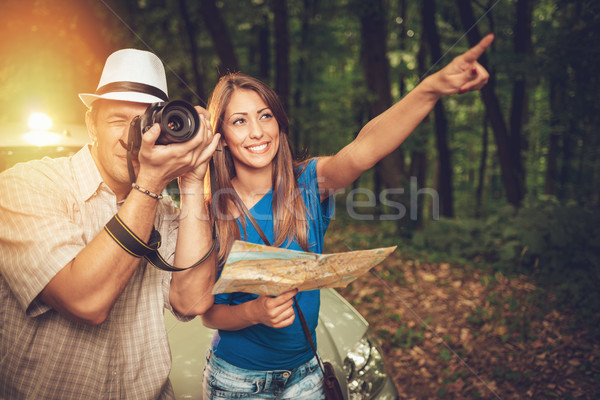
[153,100,199,145]
[167,115,184,132]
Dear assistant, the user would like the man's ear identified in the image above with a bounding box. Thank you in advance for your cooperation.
[85,109,97,145]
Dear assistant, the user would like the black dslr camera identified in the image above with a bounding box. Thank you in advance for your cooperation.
[128,100,199,155]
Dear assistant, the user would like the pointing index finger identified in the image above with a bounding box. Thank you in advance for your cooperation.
[462,33,494,63]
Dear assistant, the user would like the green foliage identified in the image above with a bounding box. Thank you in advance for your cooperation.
[493,367,520,382]
[438,347,452,362]
[466,306,490,327]
[411,196,600,328]
[410,204,517,264]
[378,323,425,349]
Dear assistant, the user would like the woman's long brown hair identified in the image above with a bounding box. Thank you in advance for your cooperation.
[207,72,309,264]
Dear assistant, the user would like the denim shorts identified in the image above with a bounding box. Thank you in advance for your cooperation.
[203,350,325,399]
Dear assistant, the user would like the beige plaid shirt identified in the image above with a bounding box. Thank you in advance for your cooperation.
[0,146,181,399]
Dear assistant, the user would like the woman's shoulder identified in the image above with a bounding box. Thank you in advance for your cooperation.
[294,157,318,183]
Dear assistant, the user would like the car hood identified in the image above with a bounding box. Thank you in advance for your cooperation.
[0,123,89,172]
[0,122,89,148]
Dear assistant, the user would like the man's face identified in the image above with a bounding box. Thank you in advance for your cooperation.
[87,99,148,199]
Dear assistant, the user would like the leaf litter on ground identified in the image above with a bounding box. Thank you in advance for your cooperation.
[325,223,600,399]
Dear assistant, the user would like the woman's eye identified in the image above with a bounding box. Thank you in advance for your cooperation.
[260,112,273,120]
[232,118,246,126]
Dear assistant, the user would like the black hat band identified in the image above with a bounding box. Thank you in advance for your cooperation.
[96,81,168,102]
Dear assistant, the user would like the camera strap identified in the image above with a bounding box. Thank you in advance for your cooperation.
[144,225,217,272]
[126,117,140,184]
[115,120,217,272]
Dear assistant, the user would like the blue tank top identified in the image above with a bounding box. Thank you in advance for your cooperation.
[212,159,334,370]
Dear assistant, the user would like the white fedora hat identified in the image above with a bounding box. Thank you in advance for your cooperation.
[79,49,168,108]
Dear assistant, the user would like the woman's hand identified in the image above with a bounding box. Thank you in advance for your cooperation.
[178,106,221,186]
[249,289,298,329]
[424,33,494,96]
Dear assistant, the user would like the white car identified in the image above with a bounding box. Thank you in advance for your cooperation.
[166,289,399,399]
[0,115,399,400]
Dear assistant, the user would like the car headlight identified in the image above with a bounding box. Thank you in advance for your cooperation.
[343,333,388,399]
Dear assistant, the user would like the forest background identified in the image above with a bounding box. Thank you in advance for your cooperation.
[1,0,598,398]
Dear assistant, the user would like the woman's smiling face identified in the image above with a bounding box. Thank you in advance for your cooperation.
[221,88,280,174]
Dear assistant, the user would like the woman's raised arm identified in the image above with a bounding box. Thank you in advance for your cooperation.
[317,33,494,199]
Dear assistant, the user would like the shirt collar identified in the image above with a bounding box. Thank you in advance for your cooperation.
[72,145,112,203]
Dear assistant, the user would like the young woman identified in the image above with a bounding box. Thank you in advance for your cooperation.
[201,34,494,399]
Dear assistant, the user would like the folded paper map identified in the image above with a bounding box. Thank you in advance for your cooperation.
[212,240,397,296]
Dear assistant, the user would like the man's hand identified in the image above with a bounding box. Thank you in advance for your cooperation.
[135,107,220,193]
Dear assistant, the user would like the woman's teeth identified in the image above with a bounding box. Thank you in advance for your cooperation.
[248,143,267,151]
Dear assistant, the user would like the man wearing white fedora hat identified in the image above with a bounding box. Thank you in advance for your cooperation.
[0,49,220,399]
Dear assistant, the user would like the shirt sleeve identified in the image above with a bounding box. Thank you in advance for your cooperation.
[157,201,197,321]
[303,158,334,221]
[299,158,335,252]
[0,162,88,316]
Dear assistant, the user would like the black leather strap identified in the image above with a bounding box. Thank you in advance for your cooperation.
[144,228,216,272]
[105,213,216,272]
[104,214,159,258]
[294,296,327,377]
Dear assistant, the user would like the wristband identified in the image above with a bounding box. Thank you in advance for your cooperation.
[104,214,160,258]
[131,182,163,200]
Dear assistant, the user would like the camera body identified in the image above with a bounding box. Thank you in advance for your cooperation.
[128,100,199,155]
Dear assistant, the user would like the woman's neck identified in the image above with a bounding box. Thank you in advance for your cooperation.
[232,166,273,209]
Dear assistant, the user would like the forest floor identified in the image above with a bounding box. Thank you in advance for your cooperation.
[325,223,600,400]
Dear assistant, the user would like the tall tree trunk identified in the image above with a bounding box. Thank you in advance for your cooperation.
[407,10,432,227]
[456,0,524,208]
[292,0,319,155]
[356,0,405,192]
[178,0,206,102]
[273,0,291,112]
[559,122,572,200]
[397,0,423,201]
[509,0,533,198]
[545,78,564,196]
[476,114,489,216]
[249,13,270,81]
[397,0,408,97]
[198,0,238,75]
[422,0,453,218]
[259,14,270,81]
